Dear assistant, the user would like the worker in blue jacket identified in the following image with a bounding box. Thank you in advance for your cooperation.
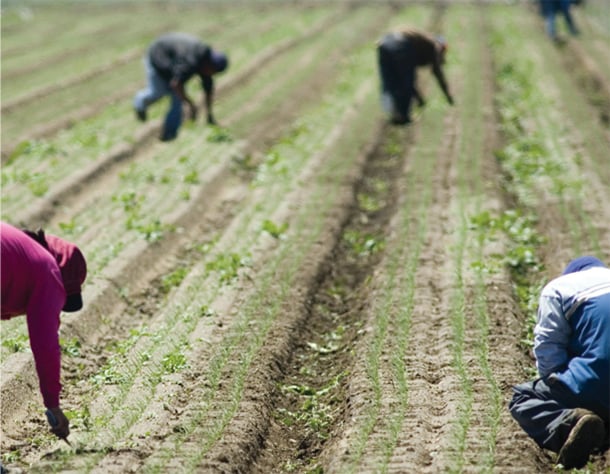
[133,33,228,141]
[510,256,610,469]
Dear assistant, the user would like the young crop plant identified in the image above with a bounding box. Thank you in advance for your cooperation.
[262,219,289,239]
[161,266,189,295]
[60,337,81,357]
[1,333,29,353]
[206,125,234,144]
[343,229,385,257]
[205,251,251,284]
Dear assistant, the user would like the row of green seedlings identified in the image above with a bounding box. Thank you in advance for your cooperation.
[273,137,397,473]
[141,53,381,473]
[145,82,380,474]
[343,122,438,472]
[488,27,580,359]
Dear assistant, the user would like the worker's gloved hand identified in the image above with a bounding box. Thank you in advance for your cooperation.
[46,406,70,440]
[207,113,217,125]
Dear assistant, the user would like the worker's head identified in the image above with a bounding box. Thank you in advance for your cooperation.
[435,35,448,64]
[201,49,228,76]
[25,228,87,312]
[562,256,606,275]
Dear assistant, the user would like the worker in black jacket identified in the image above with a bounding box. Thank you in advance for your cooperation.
[133,33,228,141]
[377,28,454,124]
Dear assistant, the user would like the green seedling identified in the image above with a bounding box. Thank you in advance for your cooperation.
[161,349,188,374]
[357,192,383,212]
[207,126,233,143]
[183,170,199,184]
[343,229,384,257]
[60,337,81,357]
[262,219,288,239]
[161,267,188,295]
[2,333,29,353]
[205,252,249,284]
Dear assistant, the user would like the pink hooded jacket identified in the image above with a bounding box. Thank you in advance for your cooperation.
[1,222,86,408]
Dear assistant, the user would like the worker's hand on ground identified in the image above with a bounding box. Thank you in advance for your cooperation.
[207,113,217,125]
[47,406,70,440]
[447,95,455,106]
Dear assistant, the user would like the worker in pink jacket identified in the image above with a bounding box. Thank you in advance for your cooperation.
[1,222,87,441]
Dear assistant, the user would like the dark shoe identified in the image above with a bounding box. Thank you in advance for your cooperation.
[135,108,147,122]
[390,115,411,125]
[557,410,606,469]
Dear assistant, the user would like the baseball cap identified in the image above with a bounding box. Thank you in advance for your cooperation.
[210,49,228,73]
[45,233,87,312]
[562,256,606,275]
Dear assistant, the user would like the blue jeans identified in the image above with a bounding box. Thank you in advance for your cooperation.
[540,0,578,38]
[509,376,608,453]
[133,58,183,140]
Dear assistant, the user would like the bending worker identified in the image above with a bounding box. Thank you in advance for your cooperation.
[510,256,610,469]
[133,32,229,141]
[377,28,454,125]
[1,222,87,441]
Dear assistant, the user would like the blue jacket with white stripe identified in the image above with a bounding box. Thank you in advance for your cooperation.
[534,265,610,416]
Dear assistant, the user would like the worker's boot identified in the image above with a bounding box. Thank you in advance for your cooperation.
[556,408,606,469]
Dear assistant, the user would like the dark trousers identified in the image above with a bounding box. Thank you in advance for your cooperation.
[377,34,416,121]
[509,376,609,453]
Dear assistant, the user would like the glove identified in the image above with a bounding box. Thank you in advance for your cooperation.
[46,407,70,440]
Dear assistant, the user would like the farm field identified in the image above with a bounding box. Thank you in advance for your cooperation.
[1,1,610,473]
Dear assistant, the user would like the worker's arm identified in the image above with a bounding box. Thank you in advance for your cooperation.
[431,62,454,105]
[170,79,198,120]
[26,271,70,439]
[533,294,571,377]
[201,75,216,125]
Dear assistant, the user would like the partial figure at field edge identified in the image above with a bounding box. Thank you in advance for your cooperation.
[509,256,610,470]
[133,32,229,142]
[539,0,580,41]
[376,28,454,125]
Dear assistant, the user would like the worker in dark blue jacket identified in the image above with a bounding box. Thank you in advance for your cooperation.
[133,33,228,141]
[510,256,610,469]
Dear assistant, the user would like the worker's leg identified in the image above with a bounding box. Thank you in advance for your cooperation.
[133,58,170,120]
[558,0,579,35]
[540,0,558,39]
[160,92,183,141]
[377,38,401,121]
[509,376,602,453]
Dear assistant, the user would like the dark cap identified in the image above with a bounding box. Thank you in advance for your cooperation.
[45,233,87,312]
[562,256,606,275]
[210,49,228,73]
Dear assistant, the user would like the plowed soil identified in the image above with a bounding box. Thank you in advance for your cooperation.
[2,1,609,473]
